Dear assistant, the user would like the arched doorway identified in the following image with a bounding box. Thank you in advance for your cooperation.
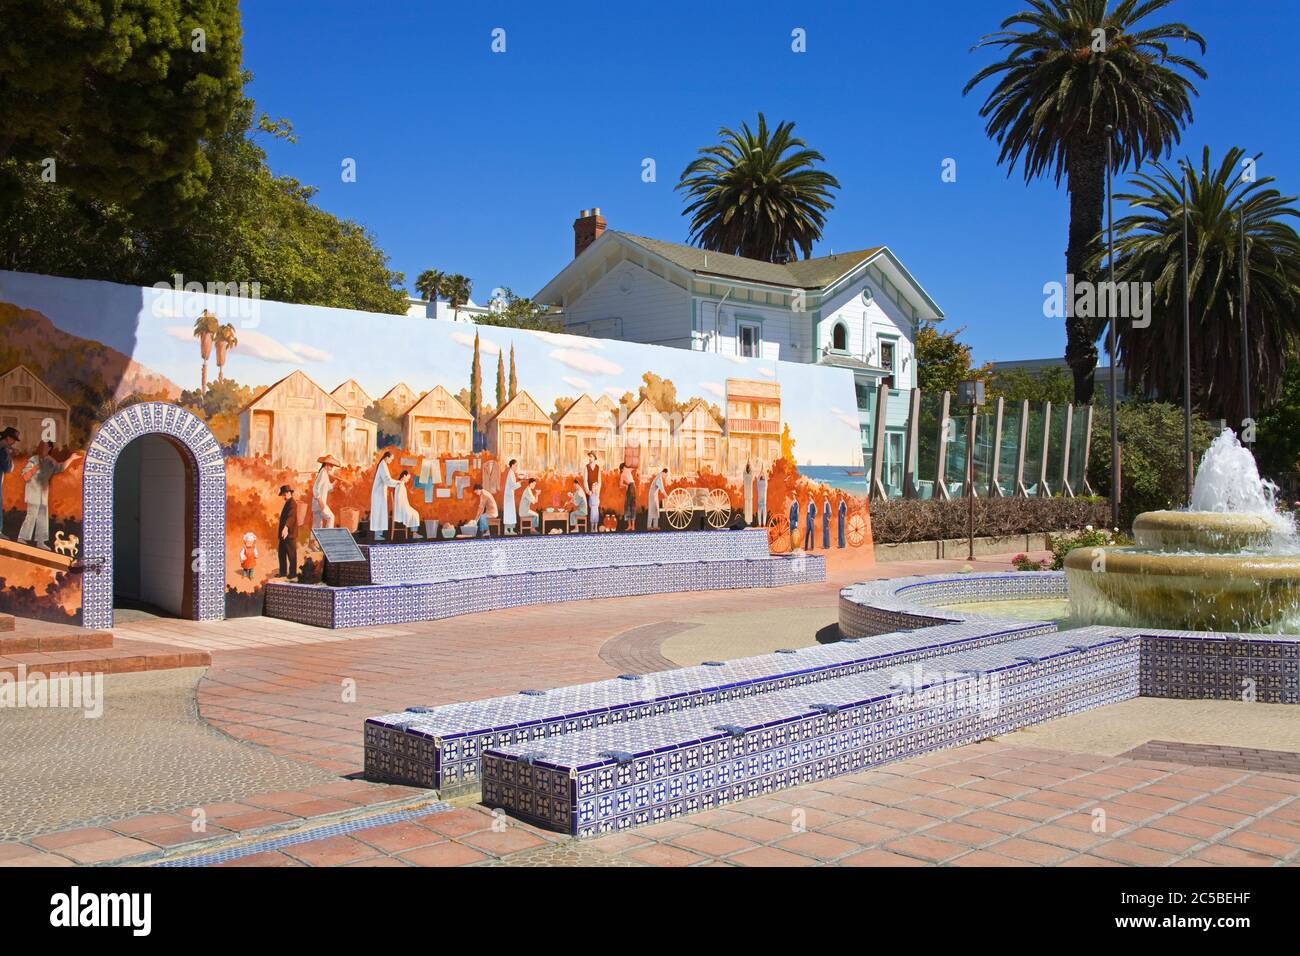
[82,403,226,629]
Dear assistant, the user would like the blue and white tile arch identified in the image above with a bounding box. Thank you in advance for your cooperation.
[81,402,227,629]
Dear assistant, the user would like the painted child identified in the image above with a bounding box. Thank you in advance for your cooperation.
[239,532,259,579]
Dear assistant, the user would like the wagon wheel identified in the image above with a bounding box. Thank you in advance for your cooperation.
[846,510,869,548]
[767,512,791,554]
[663,487,694,530]
[704,488,732,529]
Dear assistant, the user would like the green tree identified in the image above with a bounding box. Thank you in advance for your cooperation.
[476,287,563,332]
[677,113,840,262]
[495,351,506,408]
[987,366,1075,406]
[414,269,446,303]
[964,0,1207,403]
[1255,349,1300,479]
[508,344,518,399]
[0,0,244,216]
[444,274,472,321]
[1087,401,1216,526]
[468,330,482,426]
[914,322,990,393]
[1088,146,1300,427]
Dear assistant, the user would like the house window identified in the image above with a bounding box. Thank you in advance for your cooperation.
[879,338,896,388]
[738,322,760,358]
[832,323,848,351]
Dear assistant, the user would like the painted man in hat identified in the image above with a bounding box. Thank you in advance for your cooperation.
[277,485,298,579]
[0,426,18,539]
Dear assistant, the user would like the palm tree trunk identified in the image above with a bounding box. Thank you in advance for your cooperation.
[1064,140,1106,404]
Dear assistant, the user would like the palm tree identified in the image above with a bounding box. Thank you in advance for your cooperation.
[964,0,1207,403]
[676,113,840,262]
[214,323,238,383]
[193,310,220,391]
[444,274,472,321]
[1087,146,1300,426]
[414,269,446,305]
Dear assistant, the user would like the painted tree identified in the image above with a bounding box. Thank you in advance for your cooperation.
[214,323,239,382]
[468,330,482,428]
[508,344,517,399]
[0,0,244,216]
[677,113,840,262]
[496,351,506,408]
[193,310,220,391]
[964,0,1207,402]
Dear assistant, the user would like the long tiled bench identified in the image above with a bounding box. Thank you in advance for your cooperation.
[267,528,826,628]
[364,617,1056,795]
[480,629,1139,836]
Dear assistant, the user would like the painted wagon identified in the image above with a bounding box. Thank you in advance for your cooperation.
[660,486,732,530]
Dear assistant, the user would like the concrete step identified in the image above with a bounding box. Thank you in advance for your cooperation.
[0,638,211,679]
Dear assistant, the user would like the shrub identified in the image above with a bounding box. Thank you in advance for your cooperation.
[1045,526,1131,570]
[867,496,1109,545]
[1011,552,1046,571]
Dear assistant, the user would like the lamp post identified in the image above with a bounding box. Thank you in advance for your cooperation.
[1105,126,1120,529]
[1180,161,1194,503]
[957,380,985,561]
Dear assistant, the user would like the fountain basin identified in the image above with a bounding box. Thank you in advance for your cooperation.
[1064,546,1300,631]
[1132,510,1274,553]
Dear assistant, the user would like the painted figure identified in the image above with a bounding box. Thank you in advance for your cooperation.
[583,451,601,534]
[837,498,847,549]
[823,496,831,550]
[368,450,400,541]
[755,469,768,528]
[804,496,816,552]
[239,532,259,579]
[277,484,298,579]
[392,470,422,538]
[311,454,342,529]
[0,426,17,540]
[568,477,588,529]
[503,458,521,535]
[17,441,79,550]
[473,483,498,537]
[619,462,636,531]
[788,496,799,541]
[647,468,668,530]
[519,477,539,533]
[742,461,754,526]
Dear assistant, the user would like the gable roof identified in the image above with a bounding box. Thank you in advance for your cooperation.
[621,397,671,429]
[379,382,419,408]
[330,378,373,409]
[676,399,724,433]
[240,370,346,415]
[0,365,71,411]
[404,383,472,421]
[487,389,547,424]
[554,393,601,426]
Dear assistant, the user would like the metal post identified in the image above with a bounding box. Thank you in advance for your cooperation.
[1239,211,1250,429]
[966,406,976,560]
[1106,126,1120,527]
[1181,162,1194,502]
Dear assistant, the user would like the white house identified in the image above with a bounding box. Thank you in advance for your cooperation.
[405,296,490,323]
[534,210,946,493]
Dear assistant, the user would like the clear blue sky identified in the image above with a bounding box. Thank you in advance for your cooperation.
[241,0,1300,365]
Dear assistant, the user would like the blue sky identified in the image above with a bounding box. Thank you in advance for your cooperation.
[241,0,1300,366]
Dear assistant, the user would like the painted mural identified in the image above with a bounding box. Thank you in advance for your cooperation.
[0,270,873,626]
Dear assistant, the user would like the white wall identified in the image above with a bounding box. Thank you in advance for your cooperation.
[819,274,917,390]
[691,297,814,362]
[562,259,690,348]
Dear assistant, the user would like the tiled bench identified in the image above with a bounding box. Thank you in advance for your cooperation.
[480,629,1139,836]
[364,616,1056,795]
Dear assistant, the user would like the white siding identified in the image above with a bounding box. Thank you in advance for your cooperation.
[819,275,917,390]
[562,259,690,348]
[692,297,812,362]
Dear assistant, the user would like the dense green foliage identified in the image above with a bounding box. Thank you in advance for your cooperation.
[677,113,839,262]
[1087,400,1217,526]
[965,0,1207,402]
[475,288,563,332]
[914,322,989,394]
[986,365,1075,406]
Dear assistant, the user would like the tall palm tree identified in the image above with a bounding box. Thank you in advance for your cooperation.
[414,269,446,304]
[214,323,238,383]
[964,0,1207,403]
[1087,146,1300,426]
[443,274,472,321]
[193,310,219,391]
[676,113,840,262]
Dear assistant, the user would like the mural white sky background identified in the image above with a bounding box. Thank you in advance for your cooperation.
[0,272,864,466]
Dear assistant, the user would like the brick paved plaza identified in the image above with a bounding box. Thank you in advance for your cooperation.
[2,552,1298,868]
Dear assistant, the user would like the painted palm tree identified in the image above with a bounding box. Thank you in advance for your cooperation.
[214,323,239,383]
[964,0,1207,402]
[443,274,472,321]
[193,310,220,391]
[414,269,446,304]
[1086,147,1300,426]
[676,113,840,262]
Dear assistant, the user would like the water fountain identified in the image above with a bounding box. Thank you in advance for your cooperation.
[1065,429,1300,632]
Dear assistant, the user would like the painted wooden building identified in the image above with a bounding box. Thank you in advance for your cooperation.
[553,395,616,472]
[329,379,378,464]
[619,398,673,473]
[238,370,349,472]
[725,378,781,475]
[674,400,724,475]
[401,384,473,457]
[484,390,551,472]
[378,382,420,415]
[0,365,71,451]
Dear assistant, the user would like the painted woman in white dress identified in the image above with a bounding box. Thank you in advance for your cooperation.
[368,450,401,541]
[391,469,423,538]
[502,458,521,534]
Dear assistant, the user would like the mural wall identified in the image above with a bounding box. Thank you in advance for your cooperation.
[0,270,872,626]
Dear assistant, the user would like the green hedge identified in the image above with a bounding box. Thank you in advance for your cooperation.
[869,496,1110,545]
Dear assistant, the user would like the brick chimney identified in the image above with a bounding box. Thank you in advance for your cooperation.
[573,207,606,258]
